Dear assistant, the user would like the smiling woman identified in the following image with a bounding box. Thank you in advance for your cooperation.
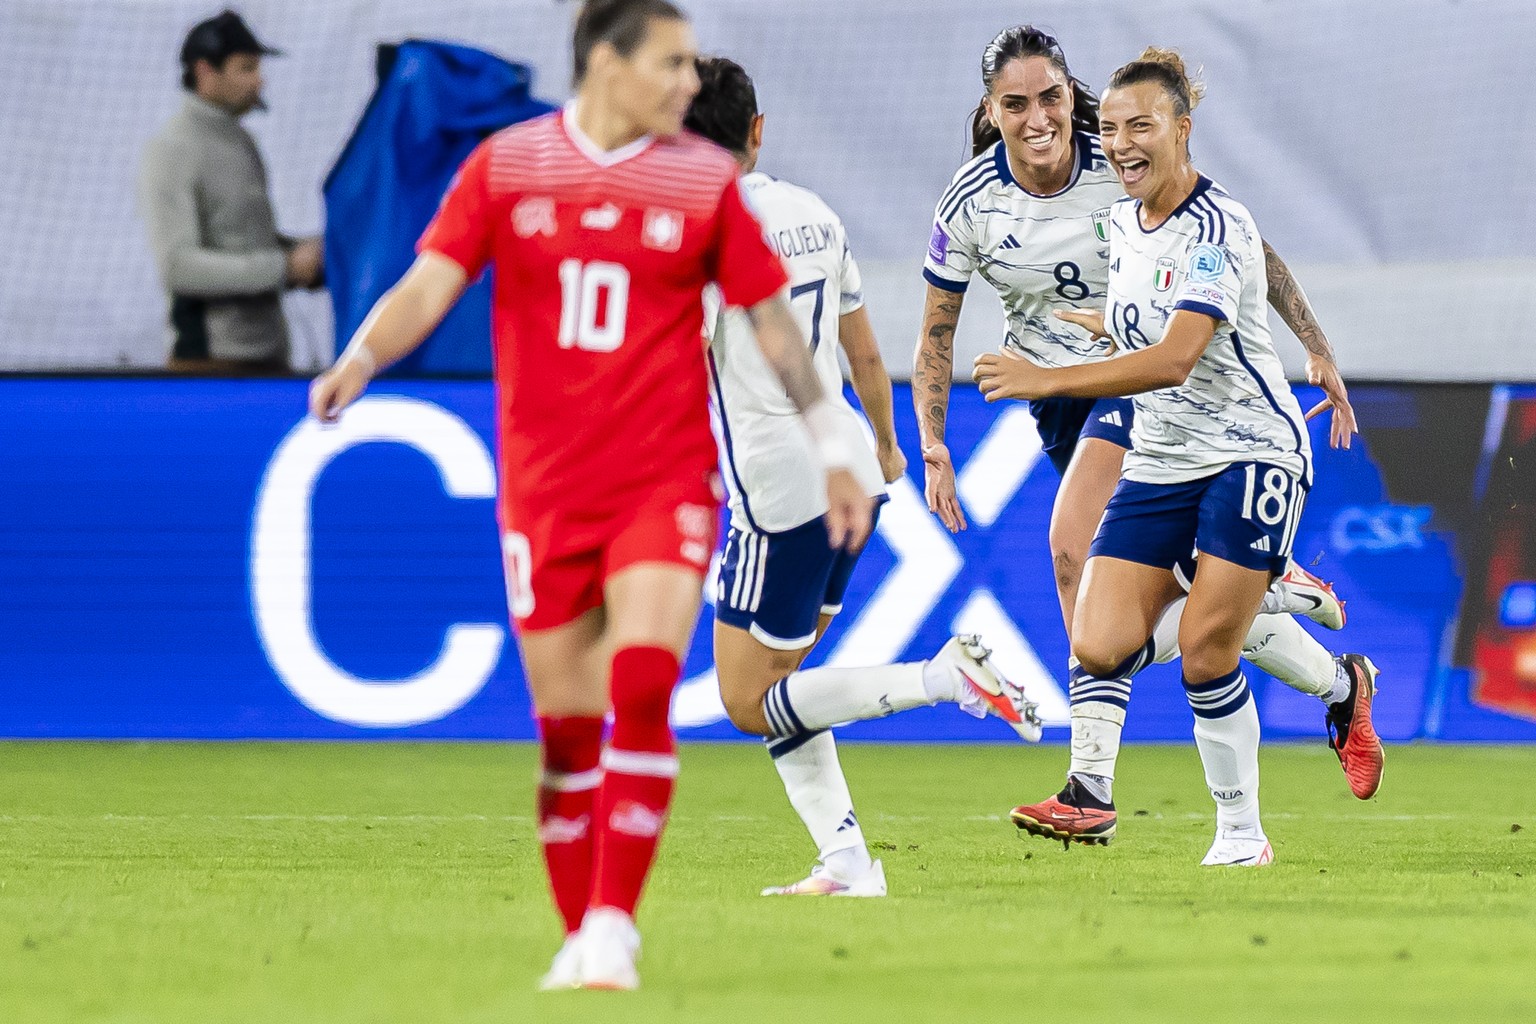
[916,26,1373,859]
[988,46,1385,867]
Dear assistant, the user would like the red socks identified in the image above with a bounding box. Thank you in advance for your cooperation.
[590,646,681,918]
[535,715,604,934]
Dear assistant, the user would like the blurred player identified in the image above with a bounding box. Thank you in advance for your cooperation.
[913,26,1382,844]
[684,57,1042,898]
[308,0,874,990]
[976,48,1373,864]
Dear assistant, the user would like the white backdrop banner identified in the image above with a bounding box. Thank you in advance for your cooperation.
[0,0,1532,378]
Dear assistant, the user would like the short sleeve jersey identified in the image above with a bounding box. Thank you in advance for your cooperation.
[418,108,788,519]
[1105,176,1312,486]
[923,134,1123,368]
[708,172,885,533]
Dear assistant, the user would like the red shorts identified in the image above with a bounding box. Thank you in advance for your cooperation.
[499,472,721,631]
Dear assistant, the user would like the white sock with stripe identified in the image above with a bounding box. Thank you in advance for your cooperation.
[765,730,872,881]
[1184,667,1262,832]
[763,662,934,736]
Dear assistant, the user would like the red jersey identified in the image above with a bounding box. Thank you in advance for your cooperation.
[418,109,788,520]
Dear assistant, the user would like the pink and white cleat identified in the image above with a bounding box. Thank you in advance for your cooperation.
[761,859,887,897]
[1201,827,1275,867]
[936,634,1044,742]
[1268,560,1347,630]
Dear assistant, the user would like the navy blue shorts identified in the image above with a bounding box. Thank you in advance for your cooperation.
[1088,461,1306,576]
[714,501,884,650]
[1029,397,1135,476]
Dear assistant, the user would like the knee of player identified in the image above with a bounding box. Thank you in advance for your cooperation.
[1071,641,1130,681]
[719,686,773,736]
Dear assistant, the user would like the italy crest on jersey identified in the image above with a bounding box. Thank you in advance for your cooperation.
[1092,208,1111,242]
[1154,256,1176,292]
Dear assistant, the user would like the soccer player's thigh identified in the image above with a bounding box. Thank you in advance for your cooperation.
[713,516,841,735]
[1050,426,1131,633]
[1072,475,1195,675]
[1181,461,1305,680]
[603,488,719,657]
[505,532,610,717]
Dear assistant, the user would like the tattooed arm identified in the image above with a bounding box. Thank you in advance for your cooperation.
[1262,239,1357,449]
[913,283,967,531]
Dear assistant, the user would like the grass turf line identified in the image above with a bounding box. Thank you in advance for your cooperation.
[1,742,1531,1023]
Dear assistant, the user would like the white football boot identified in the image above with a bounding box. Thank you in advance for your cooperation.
[576,906,641,991]
[536,933,585,991]
[936,634,1043,741]
[1201,826,1275,867]
[761,858,887,898]
[1264,560,1346,630]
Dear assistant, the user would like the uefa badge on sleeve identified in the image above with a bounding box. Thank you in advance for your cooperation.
[643,208,684,252]
[1154,256,1176,292]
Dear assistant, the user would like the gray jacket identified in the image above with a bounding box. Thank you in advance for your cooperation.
[139,94,289,363]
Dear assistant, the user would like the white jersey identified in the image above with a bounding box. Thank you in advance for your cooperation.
[1105,176,1312,486]
[709,171,885,533]
[923,134,1124,367]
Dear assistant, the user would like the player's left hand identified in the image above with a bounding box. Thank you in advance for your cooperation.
[1304,355,1357,449]
[973,350,1051,402]
[824,468,876,550]
[876,441,908,485]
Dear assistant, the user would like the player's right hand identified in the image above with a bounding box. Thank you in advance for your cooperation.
[825,468,875,551]
[922,443,967,533]
[1053,307,1109,340]
[308,360,370,424]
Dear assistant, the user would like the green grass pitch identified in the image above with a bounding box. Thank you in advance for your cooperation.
[2,741,1532,1023]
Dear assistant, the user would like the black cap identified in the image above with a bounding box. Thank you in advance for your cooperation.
[180,10,282,68]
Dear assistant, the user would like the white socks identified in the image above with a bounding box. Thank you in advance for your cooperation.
[1185,668,1262,832]
[762,662,932,736]
[765,730,872,882]
[1243,614,1348,702]
[1066,662,1131,800]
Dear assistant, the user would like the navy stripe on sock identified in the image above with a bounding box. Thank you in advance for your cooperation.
[772,678,808,735]
[1069,667,1132,710]
[1109,638,1157,680]
[763,681,792,737]
[766,729,825,759]
[1182,667,1252,719]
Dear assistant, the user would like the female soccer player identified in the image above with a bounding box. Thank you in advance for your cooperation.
[914,26,1381,844]
[974,48,1354,865]
[685,57,1041,899]
[308,0,873,990]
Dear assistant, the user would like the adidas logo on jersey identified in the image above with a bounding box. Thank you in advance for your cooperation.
[1098,410,1123,427]
[998,234,1022,250]
[1250,536,1273,553]
[836,811,859,833]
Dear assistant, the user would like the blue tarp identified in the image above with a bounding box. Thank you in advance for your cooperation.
[323,40,555,376]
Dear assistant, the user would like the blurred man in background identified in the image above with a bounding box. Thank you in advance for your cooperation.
[138,9,323,373]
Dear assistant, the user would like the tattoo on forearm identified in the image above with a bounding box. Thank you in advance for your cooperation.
[914,299,962,441]
[1262,240,1336,362]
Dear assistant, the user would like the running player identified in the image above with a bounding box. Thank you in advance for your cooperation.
[685,57,1041,898]
[975,48,1363,864]
[308,1,873,990]
[912,26,1382,844]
